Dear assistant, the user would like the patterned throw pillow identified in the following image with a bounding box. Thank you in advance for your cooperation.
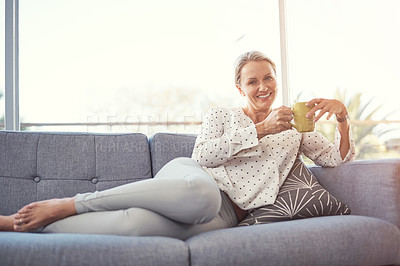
[238,158,351,226]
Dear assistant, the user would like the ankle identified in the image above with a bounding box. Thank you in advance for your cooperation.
[68,197,77,215]
[60,197,77,216]
[0,215,16,231]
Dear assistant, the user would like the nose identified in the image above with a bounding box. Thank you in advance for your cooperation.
[259,81,269,91]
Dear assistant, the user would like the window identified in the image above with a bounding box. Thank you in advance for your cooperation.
[20,0,281,135]
[7,0,399,159]
[0,0,4,130]
[286,0,400,159]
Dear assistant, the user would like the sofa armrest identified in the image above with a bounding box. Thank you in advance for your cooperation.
[309,158,400,228]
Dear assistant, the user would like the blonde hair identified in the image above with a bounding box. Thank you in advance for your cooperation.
[234,51,276,86]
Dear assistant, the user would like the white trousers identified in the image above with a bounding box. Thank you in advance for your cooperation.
[42,157,238,240]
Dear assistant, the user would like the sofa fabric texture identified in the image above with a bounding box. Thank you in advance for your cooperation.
[0,232,189,266]
[1,131,400,266]
[0,131,152,215]
[187,215,400,266]
[310,158,400,228]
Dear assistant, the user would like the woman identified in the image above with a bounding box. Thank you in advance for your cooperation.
[192,51,355,220]
[0,51,354,238]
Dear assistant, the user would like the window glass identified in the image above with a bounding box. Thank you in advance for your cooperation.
[0,0,4,130]
[287,0,400,159]
[20,0,281,135]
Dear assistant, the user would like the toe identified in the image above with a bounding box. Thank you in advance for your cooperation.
[15,213,29,219]
[15,220,38,232]
[18,203,36,213]
[17,208,29,215]
[14,215,31,225]
[14,224,22,231]
[14,222,29,232]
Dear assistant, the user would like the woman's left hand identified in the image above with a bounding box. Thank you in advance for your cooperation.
[305,98,348,122]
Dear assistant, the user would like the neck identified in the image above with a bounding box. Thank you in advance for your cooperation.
[242,106,271,124]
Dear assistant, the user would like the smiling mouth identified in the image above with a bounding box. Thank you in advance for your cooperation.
[257,92,272,98]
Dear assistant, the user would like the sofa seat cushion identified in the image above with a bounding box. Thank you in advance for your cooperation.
[0,232,189,266]
[187,215,400,266]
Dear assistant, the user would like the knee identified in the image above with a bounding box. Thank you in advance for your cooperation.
[185,175,221,224]
[168,157,202,170]
[155,157,206,179]
[122,208,157,237]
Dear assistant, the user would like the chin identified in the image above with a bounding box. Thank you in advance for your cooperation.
[256,103,272,111]
[259,99,274,108]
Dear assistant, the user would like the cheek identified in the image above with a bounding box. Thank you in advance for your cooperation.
[271,80,278,89]
[244,86,258,95]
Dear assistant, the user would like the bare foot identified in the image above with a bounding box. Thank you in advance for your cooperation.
[0,214,16,231]
[13,198,77,232]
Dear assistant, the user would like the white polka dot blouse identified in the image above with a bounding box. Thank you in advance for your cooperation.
[191,106,355,210]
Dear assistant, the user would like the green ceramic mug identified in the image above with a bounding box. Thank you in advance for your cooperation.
[290,102,315,132]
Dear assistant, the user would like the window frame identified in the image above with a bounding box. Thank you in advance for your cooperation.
[4,0,19,130]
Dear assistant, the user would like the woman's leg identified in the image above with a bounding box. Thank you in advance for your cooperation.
[42,192,237,240]
[75,157,221,223]
[0,214,15,231]
[14,157,221,231]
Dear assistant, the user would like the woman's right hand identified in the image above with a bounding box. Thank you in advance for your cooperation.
[255,106,293,138]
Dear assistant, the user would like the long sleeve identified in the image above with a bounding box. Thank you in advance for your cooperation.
[191,107,305,210]
[192,107,259,168]
[300,127,355,167]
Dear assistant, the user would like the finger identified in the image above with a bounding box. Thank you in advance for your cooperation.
[285,121,293,129]
[308,100,330,117]
[306,105,320,118]
[314,108,327,122]
[276,120,290,128]
[275,106,292,113]
[306,98,323,107]
[281,109,294,115]
[276,109,294,119]
[278,111,294,119]
[306,101,324,117]
[276,113,294,123]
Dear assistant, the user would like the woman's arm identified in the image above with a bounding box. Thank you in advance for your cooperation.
[192,107,259,168]
[336,115,351,160]
[300,129,355,167]
[306,98,351,160]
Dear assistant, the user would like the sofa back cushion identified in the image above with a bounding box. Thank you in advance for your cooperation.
[0,131,152,215]
[149,133,197,175]
[310,159,400,228]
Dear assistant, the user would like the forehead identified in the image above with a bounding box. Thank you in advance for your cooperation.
[241,61,274,79]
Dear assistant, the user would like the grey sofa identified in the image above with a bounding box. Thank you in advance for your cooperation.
[0,130,399,266]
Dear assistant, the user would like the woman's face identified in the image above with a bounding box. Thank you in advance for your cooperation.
[237,60,277,112]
